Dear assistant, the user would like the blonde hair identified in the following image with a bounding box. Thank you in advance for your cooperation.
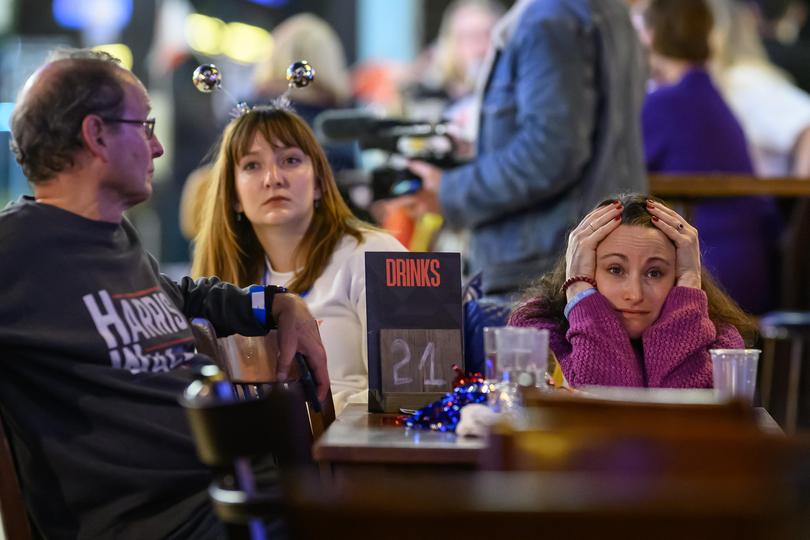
[253,13,351,106]
[191,108,368,292]
[434,0,502,92]
[707,0,788,81]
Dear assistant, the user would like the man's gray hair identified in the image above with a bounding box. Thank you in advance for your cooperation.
[10,49,128,183]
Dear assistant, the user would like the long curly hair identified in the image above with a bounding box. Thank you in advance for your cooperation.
[510,193,757,342]
[191,108,369,292]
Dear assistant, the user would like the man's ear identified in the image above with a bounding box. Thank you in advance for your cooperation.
[81,114,108,159]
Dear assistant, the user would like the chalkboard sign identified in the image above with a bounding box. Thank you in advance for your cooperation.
[365,252,463,412]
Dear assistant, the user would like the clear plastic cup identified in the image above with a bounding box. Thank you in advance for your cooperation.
[494,327,549,387]
[710,348,761,404]
[483,326,501,380]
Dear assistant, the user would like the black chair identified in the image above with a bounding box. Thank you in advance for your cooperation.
[187,320,334,537]
[181,365,316,538]
[190,319,336,441]
[759,311,810,434]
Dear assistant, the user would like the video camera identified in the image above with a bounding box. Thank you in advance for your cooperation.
[315,110,464,201]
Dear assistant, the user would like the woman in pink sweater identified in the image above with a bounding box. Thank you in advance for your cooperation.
[509,194,755,388]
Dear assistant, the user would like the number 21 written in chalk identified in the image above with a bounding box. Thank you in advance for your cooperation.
[379,329,460,393]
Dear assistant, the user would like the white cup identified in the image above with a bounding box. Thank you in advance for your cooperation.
[710,348,761,404]
[494,327,549,387]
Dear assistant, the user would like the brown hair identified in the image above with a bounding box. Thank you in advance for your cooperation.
[510,193,757,343]
[191,107,368,292]
[644,0,714,63]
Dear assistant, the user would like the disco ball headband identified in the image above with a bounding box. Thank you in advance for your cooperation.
[191,60,316,117]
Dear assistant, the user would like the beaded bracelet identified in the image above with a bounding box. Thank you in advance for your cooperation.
[560,275,597,295]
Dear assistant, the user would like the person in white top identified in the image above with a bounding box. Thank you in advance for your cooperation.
[192,107,406,413]
[707,0,810,176]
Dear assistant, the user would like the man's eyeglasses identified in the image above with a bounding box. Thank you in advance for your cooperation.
[101,117,156,139]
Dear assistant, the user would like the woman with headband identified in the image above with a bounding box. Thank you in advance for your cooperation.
[192,107,406,413]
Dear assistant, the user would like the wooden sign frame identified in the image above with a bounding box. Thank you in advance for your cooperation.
[365,252,463,413]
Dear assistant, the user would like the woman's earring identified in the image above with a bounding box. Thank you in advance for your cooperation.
[314,198,321,209]
[236,212,243,222]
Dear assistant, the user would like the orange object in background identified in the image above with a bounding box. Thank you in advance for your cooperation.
[382,205,415,247]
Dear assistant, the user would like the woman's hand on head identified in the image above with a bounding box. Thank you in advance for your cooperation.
[646,200,702,289]
[565,201,623,299]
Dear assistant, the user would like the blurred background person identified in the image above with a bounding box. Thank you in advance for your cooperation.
[382,0,503,262]
[638,0,781,314]
[753,0,810,93]
[409,0,647,299]
[179,162,212,242]
[192,108,405,414]
[252,12,357,175]
[709,0,810,177]
[709,0,810,309]
[403,0,503,139]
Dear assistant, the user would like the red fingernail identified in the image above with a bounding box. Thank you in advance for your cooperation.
[614,216,620,221]
[614,201,622,208]
[652,216,659,222]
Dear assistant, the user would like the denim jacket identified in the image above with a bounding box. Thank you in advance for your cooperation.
[440,0,646,294]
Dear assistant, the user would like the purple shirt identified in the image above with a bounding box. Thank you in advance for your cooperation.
[509,287,744,388]
[643,68,753,173]
[642,67,781,314]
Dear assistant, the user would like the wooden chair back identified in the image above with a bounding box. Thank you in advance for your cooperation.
[485,389,795,478]
[0,412,32,540]
[519,387,759,434]
[283,468,810,540]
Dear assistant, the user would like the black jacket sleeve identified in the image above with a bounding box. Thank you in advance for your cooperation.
[160,274,271,338]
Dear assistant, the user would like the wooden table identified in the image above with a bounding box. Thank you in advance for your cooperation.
[314,399,783,470]
[301,395,804,539]
[313,404,485,468]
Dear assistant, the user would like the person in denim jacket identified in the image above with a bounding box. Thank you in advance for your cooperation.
[410,0,647,296]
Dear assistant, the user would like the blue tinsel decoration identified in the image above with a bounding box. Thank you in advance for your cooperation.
[398,366,488,432]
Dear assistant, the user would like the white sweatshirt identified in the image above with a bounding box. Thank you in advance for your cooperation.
[264,230,407,414]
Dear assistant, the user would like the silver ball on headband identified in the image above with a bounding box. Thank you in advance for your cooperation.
[232,101,251,118]
[192,64,222,93]
[286,60,315,88]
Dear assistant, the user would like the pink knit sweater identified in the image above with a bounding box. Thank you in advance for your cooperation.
[509,287,744,388]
